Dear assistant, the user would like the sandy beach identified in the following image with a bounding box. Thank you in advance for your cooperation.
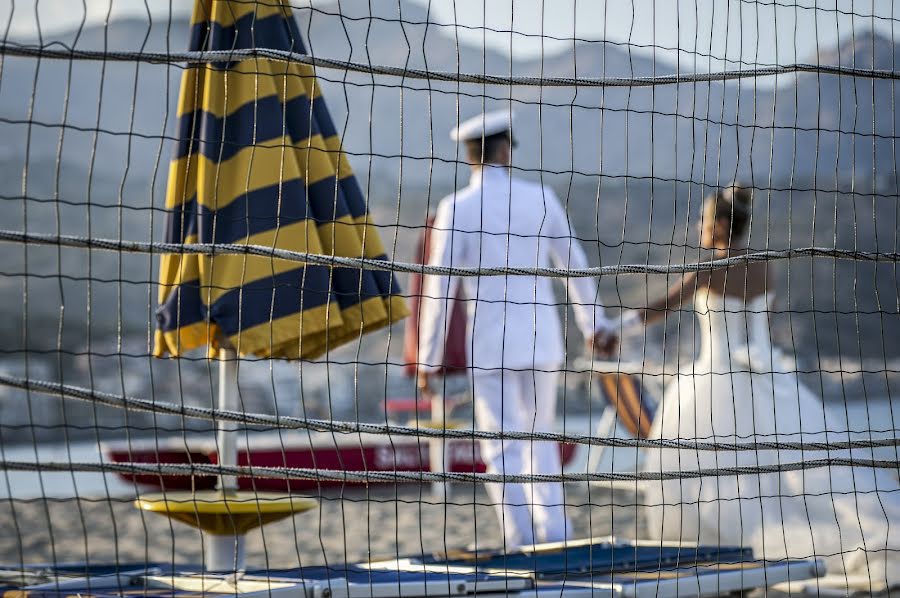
[0,484,642,569]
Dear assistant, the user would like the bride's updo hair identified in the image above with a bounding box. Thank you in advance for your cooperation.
[709,184,752,238]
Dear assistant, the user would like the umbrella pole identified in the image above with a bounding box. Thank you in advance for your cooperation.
[217,347,239,491]
[429,390,450,500]
[207,347,244,572]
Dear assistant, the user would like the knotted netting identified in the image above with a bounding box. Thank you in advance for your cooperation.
[0,1,899,596]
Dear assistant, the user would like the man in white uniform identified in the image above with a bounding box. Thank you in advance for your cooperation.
[417,110,618,548]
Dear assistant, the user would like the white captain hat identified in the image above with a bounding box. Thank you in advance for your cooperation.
[450,109,515,143]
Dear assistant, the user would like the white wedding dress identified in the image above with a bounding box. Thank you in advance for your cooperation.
[642,289,900,590]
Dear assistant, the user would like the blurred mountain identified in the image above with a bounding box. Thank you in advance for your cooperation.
[767,29,900,193]
[0,0,744,190]
[4,4,899,187]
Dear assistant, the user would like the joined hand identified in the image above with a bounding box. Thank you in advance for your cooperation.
[588,329,619,359]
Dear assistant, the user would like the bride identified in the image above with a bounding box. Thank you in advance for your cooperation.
[628,185,900,590]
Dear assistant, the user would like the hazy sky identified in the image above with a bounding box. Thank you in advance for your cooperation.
[1,0,898,68]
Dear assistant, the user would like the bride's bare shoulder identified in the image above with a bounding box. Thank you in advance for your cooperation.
[707,259,771,300]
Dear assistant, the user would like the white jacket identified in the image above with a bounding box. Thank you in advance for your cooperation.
[418,166,611,372]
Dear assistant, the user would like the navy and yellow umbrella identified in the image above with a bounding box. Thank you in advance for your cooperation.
[154,0,408,361]
[146,0,408,571]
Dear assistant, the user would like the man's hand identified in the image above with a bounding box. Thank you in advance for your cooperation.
[587,328,619,359]
[416,369,435,397]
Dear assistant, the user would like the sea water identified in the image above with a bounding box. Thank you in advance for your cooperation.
[0,439,136,499]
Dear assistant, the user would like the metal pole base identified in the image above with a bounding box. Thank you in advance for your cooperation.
[204,534,246,572]
[217,347,240,492]
[430,438,452,501]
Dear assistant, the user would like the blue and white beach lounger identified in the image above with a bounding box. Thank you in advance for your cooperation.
[0,564,531,598]
[365,537,823,597]
[0,539,822,598]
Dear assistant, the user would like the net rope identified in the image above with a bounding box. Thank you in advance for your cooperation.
[3,0,900,594]
[2,229,897,276]
[4,42,900,85]
[5,458,900,483]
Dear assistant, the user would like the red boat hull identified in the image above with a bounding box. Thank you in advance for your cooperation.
[106,438,577,493]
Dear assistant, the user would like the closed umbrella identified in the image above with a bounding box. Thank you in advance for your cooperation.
[155,1,407,361]
[147,0,408,571]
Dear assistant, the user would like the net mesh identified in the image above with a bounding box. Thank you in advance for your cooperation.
[1,1,899,595]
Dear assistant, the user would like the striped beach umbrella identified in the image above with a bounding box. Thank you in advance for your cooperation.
[146,0,409,570]
[154,0,408,360]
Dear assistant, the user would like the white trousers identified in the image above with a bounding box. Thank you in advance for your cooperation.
[471,368,572,548]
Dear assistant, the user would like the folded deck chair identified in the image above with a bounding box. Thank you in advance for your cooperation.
[599,373,655,439]
[586,367,660,488]
[403,214,468,378]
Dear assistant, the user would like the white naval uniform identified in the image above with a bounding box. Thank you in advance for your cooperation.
[418,165,611,548]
